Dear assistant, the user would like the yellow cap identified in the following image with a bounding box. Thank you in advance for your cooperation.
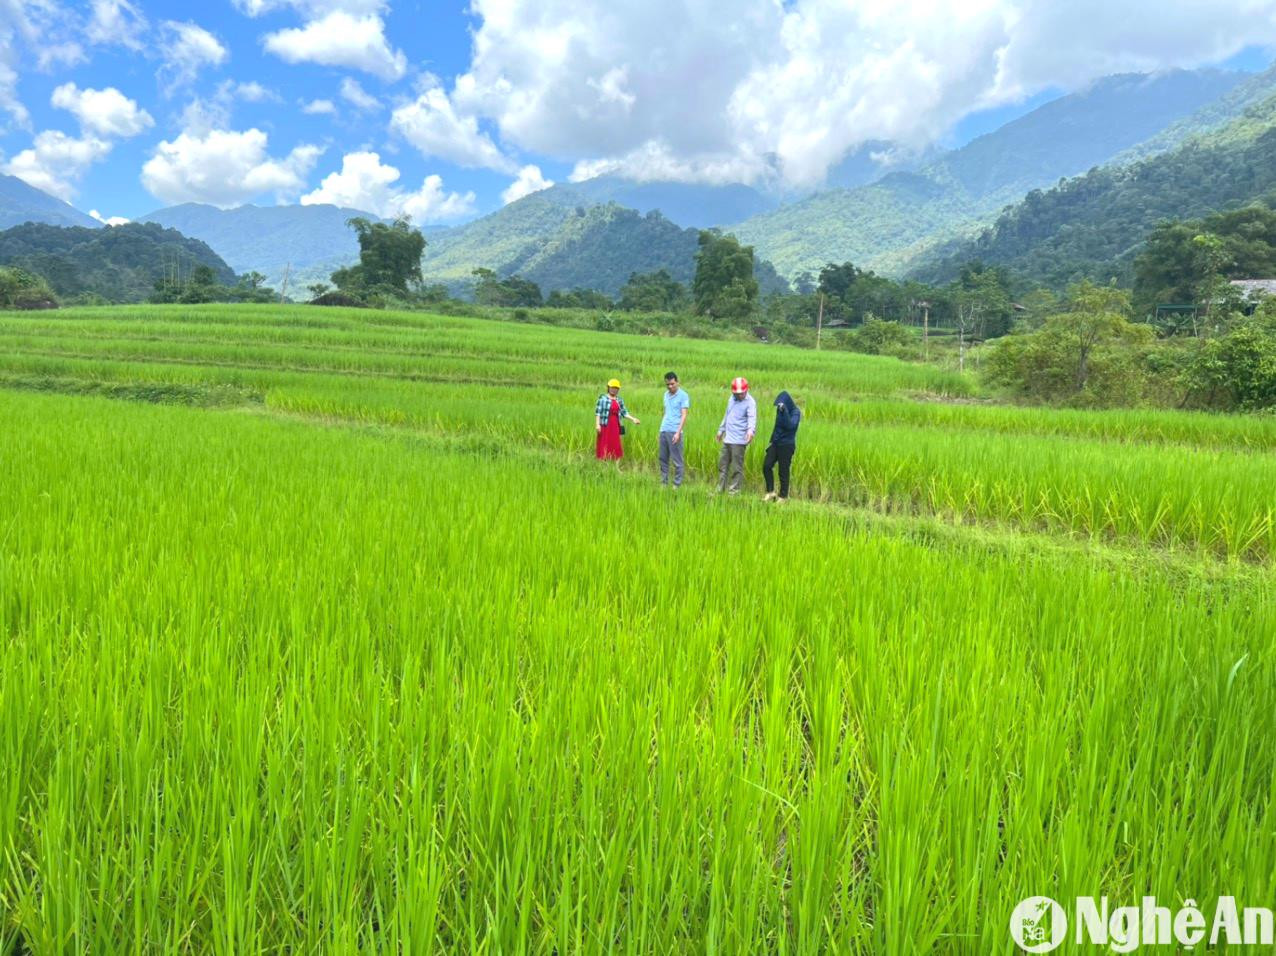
[607,378,622,388]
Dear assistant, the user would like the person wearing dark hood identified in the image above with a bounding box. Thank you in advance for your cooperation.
[762,391,801,501]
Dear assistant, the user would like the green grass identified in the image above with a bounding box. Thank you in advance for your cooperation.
[3,305,1276,558]
[2,304,1275,952]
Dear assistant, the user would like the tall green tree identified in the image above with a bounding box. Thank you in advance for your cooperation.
[986,281,1154,405]
[692,230,758,321]
[955,263,1014,338]
[948,266,1011,370]
[546,287,613,309]
[1051,282,1140,389]
[341,216,426,294]
[618,270,688,312]
[814,261,919,325]
[816,261,861,322]
[1191,232,1232,322]
[1133,222,1209,315]
[1134,205,1276,319]
[472,268,543,307]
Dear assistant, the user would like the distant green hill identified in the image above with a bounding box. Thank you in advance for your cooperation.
[506,204,702,294]
[909,90,1276,290]
[417,190,580,290]
[730,68,1253,278]
[527,144,914,231]
[538,176,776,229]
[0,174,100,230]
[1112,64,1276,163]
[823,140,930,190]
[137,202,396,292]
[420,198,784,298]
[0,222,236,303]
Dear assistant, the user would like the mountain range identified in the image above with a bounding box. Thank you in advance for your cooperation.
[1,174,100,231]
[135,202,415,293]
[6,62,1276,303]
[415,198,786,297]
[536,176,776,229]
[410,66,1269,293]
[911,85,1276,289]
[728,68,1256,279]
[0,222,234,302]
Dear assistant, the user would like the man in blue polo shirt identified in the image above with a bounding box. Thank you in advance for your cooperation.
[659,371,690,487]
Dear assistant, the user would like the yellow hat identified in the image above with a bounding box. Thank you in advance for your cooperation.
[607,378,622,388]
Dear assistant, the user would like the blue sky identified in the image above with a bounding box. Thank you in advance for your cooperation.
[2,1,1275,224]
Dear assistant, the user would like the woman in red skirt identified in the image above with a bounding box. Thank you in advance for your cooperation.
[595,378,640,459]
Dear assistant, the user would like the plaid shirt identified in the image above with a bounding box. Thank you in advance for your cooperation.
[595,393,628,425]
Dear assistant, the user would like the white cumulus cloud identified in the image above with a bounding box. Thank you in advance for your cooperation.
[2,130,111,200]
[501,164,553,204]
[90,209,130,226]
[397,175,475,222]
[391,84,515,172]
[302,98,336,114]
[455,0,781,177]
[37,42,85,70]
[0,3,37,129]
[263,11,405,81]
[0,57,28,130]
[232,81,276,103]
[160,20,229,87]
[569,141,766,186]
[86,0,147,49]
[142,128,323,206]
[176,80,281,136]
[301,150,475,221]
[456,0,1276,188]
[339,76,379,111]
[234,0,387,15]
[51,83,153,138]
[996,0,1276,96]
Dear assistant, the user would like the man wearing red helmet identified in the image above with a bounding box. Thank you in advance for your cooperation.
[715,376,756,494]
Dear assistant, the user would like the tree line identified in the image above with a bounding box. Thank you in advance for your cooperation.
[10,204,1276,412]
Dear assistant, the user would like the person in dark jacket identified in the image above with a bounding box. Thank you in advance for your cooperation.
[763,391,801,501]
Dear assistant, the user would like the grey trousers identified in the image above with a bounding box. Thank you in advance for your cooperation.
[717,442,747,492]
[659,431,685,486]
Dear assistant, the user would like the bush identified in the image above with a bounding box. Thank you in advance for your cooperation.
[431,300,485,319]
[776,325,816,349]
[985,324,1154,408]
[983,282,1155,408]
[309,291,367,308]
[0,266,58,310]
[682,321,719,340]
[1178,307,1276,410]
[848,317,915,357]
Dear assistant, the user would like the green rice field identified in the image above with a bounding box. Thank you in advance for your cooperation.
[2,304,1275,952]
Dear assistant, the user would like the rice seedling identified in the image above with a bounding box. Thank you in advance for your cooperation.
[1,303,1274,951]
[1,386,1273,953]
[4,304,1273,556]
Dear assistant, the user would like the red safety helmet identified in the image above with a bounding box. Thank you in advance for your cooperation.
[730,376,749,394]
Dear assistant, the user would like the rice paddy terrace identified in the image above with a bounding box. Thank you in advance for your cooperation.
[2,304,1274,953]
